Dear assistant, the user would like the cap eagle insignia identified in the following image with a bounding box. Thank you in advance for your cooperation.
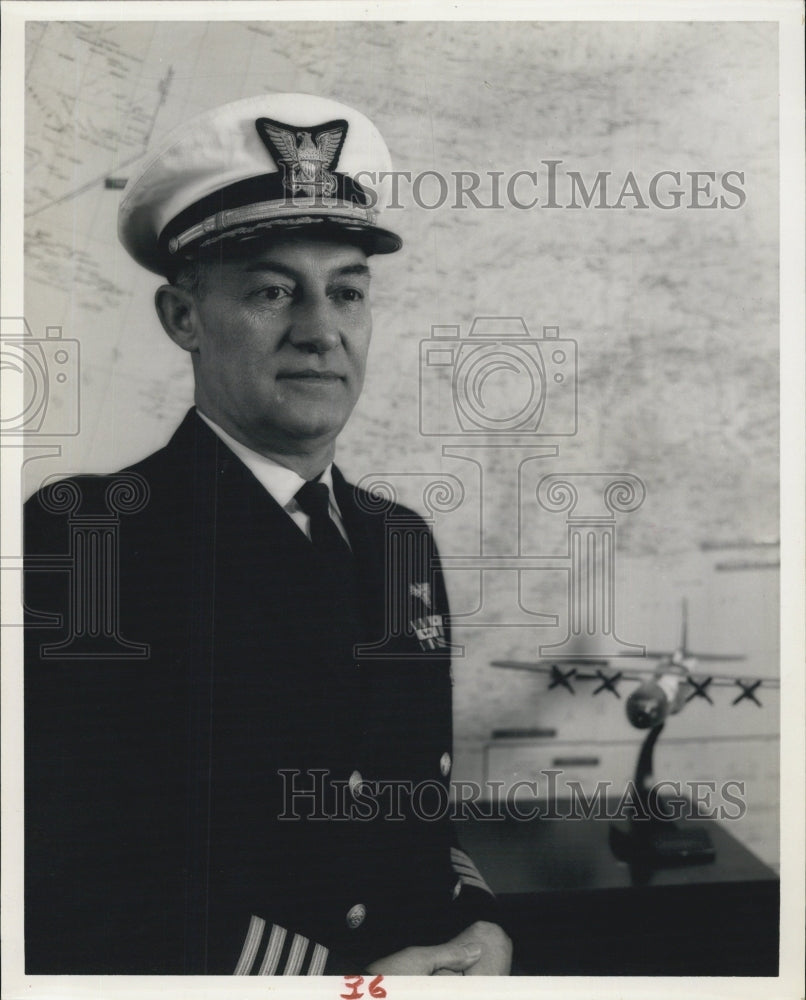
[256,117,348,199]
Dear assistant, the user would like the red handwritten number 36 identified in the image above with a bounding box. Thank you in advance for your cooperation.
[340,974,387,999]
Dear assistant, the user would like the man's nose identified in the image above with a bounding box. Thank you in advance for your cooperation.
[288,296,341,352]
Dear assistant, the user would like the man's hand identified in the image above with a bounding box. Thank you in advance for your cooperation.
[366,921,512,976]
[439,920,512,976]
[365,941,482,976]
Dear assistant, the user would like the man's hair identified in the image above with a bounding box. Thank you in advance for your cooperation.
[169,259,207,297]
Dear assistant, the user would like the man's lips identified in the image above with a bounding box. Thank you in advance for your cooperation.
[278,370,344,382]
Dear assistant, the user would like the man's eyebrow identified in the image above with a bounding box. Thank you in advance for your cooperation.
[241,261,298,278]
[332,263,371,279]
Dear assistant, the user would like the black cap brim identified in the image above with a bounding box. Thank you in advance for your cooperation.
[163,215,401,278]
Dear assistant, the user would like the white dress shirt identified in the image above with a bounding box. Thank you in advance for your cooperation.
[196,410,350,546]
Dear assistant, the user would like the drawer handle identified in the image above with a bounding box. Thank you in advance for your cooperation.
[551,756,601,767]
[492,728,557,740]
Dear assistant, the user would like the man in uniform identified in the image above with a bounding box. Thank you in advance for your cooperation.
[24,93,512,976]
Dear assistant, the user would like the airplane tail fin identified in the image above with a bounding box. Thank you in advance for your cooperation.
[680,598,689,653]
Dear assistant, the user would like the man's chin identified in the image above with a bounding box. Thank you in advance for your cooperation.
[253,415,348,452]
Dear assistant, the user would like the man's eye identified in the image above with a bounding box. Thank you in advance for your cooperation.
[258,285,292,301]
[334,287,365,302]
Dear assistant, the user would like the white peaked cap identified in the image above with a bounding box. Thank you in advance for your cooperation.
[118,93,402,275]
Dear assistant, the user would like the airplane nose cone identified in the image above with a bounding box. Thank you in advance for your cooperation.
[626,683,669,729]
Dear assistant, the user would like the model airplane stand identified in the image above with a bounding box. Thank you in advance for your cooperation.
[609,723,716,867]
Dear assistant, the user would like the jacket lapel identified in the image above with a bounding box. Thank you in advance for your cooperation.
[163,408,318,561]
[331,466,389,640]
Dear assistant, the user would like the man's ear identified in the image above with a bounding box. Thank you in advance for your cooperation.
[155,284,200,353]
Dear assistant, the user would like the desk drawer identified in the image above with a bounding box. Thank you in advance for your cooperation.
[485,736,779,802]
[485,740,637,797]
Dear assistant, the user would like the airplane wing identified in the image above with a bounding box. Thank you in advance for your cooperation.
[491,659,611,672]
[490,660,780,704]
[684,653,747,662]
[491,600,778,706]
[643,651,746,661]
[491,659,778,683]
[691,674,780,687]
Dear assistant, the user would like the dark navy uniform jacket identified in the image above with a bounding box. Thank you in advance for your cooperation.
[25,409,498,975]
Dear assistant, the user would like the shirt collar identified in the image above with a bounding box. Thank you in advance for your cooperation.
[196,409,340,514]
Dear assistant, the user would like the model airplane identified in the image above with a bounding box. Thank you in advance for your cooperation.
[491,599,780,723]
[492,600,780,867]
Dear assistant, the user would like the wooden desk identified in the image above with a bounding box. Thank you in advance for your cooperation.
[455,808,779,975]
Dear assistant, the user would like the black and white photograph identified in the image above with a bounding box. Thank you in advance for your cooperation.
[1,3,803,998]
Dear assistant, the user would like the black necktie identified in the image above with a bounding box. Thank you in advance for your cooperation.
[294,480,352,559]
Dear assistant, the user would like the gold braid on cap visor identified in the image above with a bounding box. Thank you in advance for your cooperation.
[167,198,379,255]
